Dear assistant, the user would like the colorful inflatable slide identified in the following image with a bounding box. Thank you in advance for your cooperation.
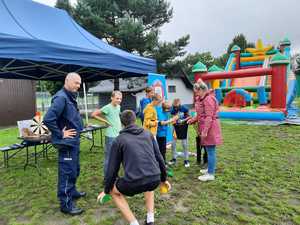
[192,38,299,121]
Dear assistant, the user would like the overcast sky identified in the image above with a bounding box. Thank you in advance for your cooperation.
[35,0,300,57]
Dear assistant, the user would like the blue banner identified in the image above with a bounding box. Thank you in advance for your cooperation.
[148,73,173,143]
[148,73,168,99]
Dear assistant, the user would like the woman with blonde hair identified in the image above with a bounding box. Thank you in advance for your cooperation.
[188,81,223,181]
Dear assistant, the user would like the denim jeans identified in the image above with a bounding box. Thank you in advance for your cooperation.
[206,145,216,175]
[104,136,116,176]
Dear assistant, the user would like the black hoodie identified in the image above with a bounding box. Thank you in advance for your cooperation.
[104,124,167,194]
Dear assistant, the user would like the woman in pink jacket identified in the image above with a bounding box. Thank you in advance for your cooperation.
[188,81,223,181]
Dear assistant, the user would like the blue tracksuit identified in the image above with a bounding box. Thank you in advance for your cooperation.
[44,88,83,210]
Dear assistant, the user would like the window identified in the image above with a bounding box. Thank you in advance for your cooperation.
[168,85,176,93]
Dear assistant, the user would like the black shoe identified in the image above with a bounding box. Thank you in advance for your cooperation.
[73,191,86,199]
[168,158,176,166]
[61,206,84,216]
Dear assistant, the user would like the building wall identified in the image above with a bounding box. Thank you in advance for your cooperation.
[135,78,193,110]
[135,91,146,111]
[98,92,137,112]
[166,78,193,105]
[0,79,36,127]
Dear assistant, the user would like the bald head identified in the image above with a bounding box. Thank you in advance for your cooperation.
[64,72,81,92]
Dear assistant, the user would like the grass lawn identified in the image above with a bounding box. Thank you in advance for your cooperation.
[0,121,300,225]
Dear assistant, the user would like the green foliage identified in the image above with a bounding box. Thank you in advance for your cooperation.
[183,52,215,72]
[214,53,229,68]
[247,42,255,48]
[177,52,217,82]
[45,81,63,96]
[153,35,190,74]
[226,33,253,54]
[54,0,189,75]
[74,0,172,54]
[55,0,73,15]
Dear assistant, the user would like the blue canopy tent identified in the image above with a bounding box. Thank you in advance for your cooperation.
[0,0,156,123]
[0,0,156,82]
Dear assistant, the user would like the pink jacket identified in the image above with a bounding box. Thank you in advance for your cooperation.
[191,91,223,146]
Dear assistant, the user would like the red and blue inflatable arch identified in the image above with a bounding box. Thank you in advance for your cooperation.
[223,89,252,107]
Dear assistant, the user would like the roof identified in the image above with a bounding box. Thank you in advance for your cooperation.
[167,68,194,89]
[0,0,156,82]
[88,78,147,93]
[90,68,194,93]
[192,61,207,73]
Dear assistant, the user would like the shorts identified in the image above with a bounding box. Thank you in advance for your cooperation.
[174,123,188,139]
[116,178,160,197]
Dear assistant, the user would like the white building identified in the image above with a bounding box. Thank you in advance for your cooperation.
[165,74,193,106]
[89,72,194,112]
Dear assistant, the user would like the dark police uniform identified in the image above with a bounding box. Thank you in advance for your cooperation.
[44,88,83,211]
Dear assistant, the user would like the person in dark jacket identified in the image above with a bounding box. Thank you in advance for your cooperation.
[97,110,171,225]
[43,72,85,215]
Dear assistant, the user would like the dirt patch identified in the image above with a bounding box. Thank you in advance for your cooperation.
[0,218,8,225]
[174,199,189,213]
[288,198,300,206]
[93,207,118,224]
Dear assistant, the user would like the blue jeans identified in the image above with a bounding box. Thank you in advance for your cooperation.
[104,136,116,176]
[206,145,216,175]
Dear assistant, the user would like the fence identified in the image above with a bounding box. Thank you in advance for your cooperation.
[36,92,99,113]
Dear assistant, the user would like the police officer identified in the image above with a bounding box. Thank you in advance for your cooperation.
[44,72,85,215]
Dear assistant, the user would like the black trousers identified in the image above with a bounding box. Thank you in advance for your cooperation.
[156,136,166,163]
[196,136,208,164]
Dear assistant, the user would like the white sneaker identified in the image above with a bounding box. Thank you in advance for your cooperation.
[184,161,190,168]
[168,159,176,166]
[200,168,208,174]
[198,174,215,181]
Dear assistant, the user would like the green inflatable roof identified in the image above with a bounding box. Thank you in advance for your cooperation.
[280,37,291,46]
[192,61,207,72]
[208,65,224,72]
[231,45,241,52]
[270,53,290,65]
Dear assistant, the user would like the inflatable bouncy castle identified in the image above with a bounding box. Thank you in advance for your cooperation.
[192,38,299,121]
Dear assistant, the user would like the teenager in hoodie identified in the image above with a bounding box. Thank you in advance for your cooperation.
[97,110,171,225]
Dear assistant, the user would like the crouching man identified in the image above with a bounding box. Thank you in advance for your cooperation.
[97,110,171,225]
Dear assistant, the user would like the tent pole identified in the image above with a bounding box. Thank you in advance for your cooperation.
[83,82,89,125]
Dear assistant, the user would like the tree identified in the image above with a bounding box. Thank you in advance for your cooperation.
[45,81,64,96]
[55,0,73,15]
[181,52,215,73]
[161,52,216,82]
[226,33,256,54]
[152,35,190,74]
[214,53,228,68]
[74,0,172,54]
[52,0,190,90]
[73,0,189,72]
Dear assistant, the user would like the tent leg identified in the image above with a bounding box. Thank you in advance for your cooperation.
[83,82,89,125]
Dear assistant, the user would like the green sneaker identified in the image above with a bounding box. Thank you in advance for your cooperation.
[167,168,174,177]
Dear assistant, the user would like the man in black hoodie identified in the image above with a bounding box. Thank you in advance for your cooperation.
[97,110,171,225]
